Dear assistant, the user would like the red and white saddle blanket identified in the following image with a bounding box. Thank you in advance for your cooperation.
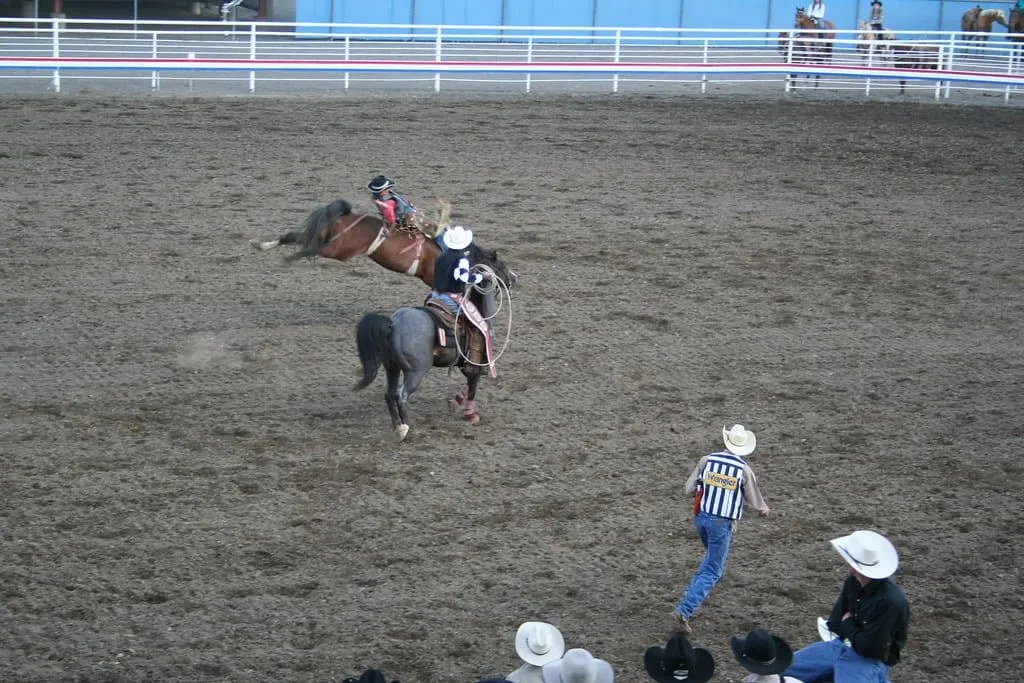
[449,292,497,378]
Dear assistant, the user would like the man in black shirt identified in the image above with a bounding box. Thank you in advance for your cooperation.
[783,530,909,683]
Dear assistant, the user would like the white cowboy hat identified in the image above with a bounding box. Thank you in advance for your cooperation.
[722,424,757,456]
[541,648,614,683]
[515,622,566,667]
[830,530,899,579]
[442,225,474,251]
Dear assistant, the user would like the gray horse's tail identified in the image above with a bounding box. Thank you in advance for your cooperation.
[354,313,394,390]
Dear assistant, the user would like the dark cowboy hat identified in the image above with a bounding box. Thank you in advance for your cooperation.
[342,669,392,683]
[871,0,882,6]
[643,633,715,683]
[730,628,794,676]
[367,175,396,192]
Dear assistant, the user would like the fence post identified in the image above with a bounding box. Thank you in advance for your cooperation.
[344,35,350,90]
[434,26,442,93]
[612,29,621,94]
[934,45,942,100]
[944,33,955,98]
[249,22,256,93]
[151,31,159,91]
[784,34,795,92]
[50,17,60,93]
[526,36,533,94]
[865,41,873,96]
[700,38,710,93]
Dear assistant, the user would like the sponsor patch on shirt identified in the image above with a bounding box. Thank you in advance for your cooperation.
[704,471,738,491]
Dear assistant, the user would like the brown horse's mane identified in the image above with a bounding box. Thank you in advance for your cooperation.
[287,198,359,261]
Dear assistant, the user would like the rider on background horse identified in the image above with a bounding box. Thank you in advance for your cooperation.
[808,0,827,32]
[428,225,496,377]
[869,0,885,35]
[367,175,445,247]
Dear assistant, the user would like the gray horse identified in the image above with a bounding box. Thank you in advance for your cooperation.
[353,257,515,441]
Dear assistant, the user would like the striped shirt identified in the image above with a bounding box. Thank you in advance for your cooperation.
[684,451,769,521]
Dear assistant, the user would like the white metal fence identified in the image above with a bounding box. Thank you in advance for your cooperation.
[1,18,1022,101]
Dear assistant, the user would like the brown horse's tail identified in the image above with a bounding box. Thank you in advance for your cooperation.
[286,198,353,261]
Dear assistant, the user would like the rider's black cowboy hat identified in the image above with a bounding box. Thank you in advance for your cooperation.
[871,0,882,6]
[643,633,715,683]
[730,628,794,676]
[367,175,396,192]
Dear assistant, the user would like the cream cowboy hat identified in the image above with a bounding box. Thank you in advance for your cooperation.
[830,530,899,579]
[541,648,614,683]
[515,621,566,666]
[722,424,756,456]
[443,225,474,251]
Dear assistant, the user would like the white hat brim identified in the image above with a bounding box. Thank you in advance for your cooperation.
[817,617,838,642]
[515,622,565,666]
[830,531,899,579]
[443,227,473,250]
[722,426,756,456]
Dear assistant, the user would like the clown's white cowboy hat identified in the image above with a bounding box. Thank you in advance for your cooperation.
[541,648,614,683]
[722,424,757,456]
[830,530,899,579]
[515,621,566,666]
[443,225,474,251]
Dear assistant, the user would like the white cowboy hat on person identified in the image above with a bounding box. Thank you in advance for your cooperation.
[830,530,899,579]
[442,225,474,250]
[515,621,566,667]
[722,424,756,456]
[541,648,614,683]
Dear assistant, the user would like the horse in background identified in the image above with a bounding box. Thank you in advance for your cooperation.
[785,8,835,88]
[892,43,941,94]
[856,20,896,55]
[352,261,514,441]
[961,7,1008,45]
[1010,8,1024,50]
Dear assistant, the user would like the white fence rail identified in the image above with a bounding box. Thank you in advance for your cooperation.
[1,18,1022,101]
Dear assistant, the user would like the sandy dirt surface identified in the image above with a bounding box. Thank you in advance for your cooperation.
[2,93,1022,682]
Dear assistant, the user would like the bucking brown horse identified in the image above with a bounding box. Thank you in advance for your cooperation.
[251,198,506,289]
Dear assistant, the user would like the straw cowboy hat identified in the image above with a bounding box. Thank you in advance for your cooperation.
[442,225,474,251]
[830,530,899,579]
[541,648,614,683]
[730,627,793,676]
[515,621,566,666]
[643,633,715,683]
[722,424,757,456]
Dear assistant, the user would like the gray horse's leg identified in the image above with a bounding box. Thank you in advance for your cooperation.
[384,365,404,437]
[389,308,437,441]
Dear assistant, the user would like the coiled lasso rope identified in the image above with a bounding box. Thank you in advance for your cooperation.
[453,263,514,368]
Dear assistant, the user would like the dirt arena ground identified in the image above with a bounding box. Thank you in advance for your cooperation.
[2,93,1022,682]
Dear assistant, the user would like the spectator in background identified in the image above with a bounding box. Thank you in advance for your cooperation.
[673,424,770,634]
[643,633,715,683]
[783,530,909,683]
[541,648,613,683]
[731,627,802,683]
[508,621,565,683]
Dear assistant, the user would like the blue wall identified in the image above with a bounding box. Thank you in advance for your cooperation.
[296,0,1019,38]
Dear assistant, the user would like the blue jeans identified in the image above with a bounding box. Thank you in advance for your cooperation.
[429,292,459,317]
[784,639,890,683]
[675,512,733,619]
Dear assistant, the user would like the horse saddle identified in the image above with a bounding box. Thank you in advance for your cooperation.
[421,298,487,368]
